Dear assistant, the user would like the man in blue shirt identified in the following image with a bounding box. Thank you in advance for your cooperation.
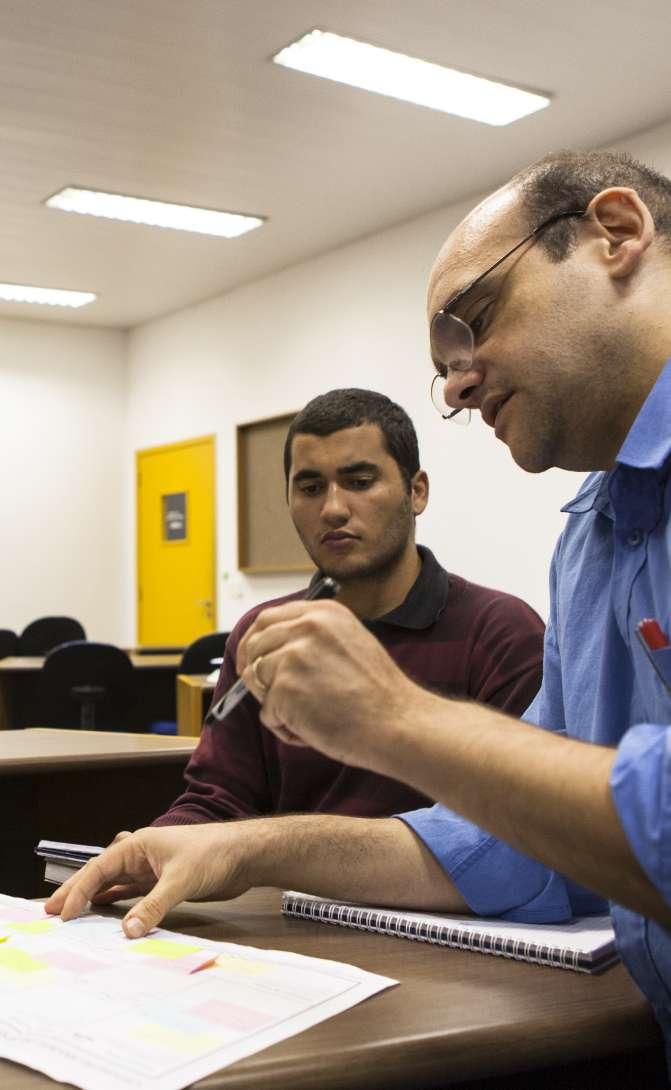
[232,148,671,1058]
[48,149,671,1066]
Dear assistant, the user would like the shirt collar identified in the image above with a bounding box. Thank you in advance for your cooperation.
[561,472,613,518]
[615,357,671,471]
[561,357,671,518]
[372,545,449,631]
[309,545,449,632]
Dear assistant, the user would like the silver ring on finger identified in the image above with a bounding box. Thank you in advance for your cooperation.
[252,655,269,696]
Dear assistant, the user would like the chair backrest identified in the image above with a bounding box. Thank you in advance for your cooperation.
[38,641,137,729]
[0,629,18,658]
[179,632,229,675]
[18,616,86,656]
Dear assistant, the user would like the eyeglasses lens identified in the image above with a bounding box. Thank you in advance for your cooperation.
[431,312,474,376]
[430,312,473,424]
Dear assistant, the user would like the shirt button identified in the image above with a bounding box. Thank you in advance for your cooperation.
[627,530,643,547]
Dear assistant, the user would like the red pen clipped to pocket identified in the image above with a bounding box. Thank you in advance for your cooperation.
[636,618,671,694]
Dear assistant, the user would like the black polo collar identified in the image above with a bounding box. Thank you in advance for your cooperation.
[372,545,449,630]
[310,545,449,632]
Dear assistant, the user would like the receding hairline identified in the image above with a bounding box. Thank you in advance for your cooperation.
[430,148,671,315]
[427,181,526,315]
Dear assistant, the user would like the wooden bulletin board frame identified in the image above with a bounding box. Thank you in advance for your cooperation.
[237,412,314,574]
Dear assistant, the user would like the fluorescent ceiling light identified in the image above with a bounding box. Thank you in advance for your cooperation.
[273,29,549,126]
[0,283,96,308]
[46,187,264,238]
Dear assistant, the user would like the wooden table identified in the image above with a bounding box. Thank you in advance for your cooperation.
[0,653,182,730]
[0,728,196,897]
[0,887,665,1090]
[0,654,182,671]
[176,672,215,735]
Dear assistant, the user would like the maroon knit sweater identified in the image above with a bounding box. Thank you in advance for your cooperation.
[153,548,544,824]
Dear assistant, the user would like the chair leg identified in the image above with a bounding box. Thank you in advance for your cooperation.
[81,702,96,730]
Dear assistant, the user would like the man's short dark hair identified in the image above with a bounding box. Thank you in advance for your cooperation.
[284,388,420,491]
[513,149,671,261]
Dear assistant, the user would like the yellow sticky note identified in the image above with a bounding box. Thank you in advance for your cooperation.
[8,920,57,935]
[0,947,47,973]
[213,953,271,975]
[129,939,202,959]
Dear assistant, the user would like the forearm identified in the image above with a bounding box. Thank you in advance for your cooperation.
[369,687,670,925]
[46,812,467,937]
[240,814,468,912]
[237,599,670,923]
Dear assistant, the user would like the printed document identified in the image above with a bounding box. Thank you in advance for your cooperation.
[0,893,396,1090]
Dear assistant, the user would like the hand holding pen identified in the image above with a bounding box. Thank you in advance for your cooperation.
[235,583,415,765]
[205,575,340,724]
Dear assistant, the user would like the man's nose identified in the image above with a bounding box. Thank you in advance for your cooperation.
[442,364,484,411]
[321,483,349,522]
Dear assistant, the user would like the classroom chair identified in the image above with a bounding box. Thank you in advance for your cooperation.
[37,641,137,730]
[0,629,18,658]
[148,631,229,735]
[179,631,229,674]
[18,616,86,656]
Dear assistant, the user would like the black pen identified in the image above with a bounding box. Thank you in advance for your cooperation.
[205,575,340,724]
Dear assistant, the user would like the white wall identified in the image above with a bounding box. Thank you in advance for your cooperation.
[0,318,127,642]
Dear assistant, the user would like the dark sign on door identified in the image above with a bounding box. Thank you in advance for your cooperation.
[162,492,187,541]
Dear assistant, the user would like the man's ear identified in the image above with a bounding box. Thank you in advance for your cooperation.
[585,186,655,279]
[410,470,429,516]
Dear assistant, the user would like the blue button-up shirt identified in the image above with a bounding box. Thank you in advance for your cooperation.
[400,358,671,1052]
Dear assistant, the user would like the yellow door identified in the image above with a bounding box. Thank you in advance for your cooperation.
[137,436,216,646]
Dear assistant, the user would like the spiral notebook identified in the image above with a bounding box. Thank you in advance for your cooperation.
[282,891,618,974]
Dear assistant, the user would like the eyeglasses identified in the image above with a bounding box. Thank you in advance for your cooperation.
[430,208,586,424]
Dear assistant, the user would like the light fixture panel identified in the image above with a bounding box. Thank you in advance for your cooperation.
[274,30,550,126]
[0,283,96,308]
[46,188,265,238]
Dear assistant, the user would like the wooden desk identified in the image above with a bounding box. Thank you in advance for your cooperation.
[176,672,215,735]
[0,728,196,897]
[0,888,664,1090]
[0,653,182,730]
[128,645,185,655]
[0,655,182,670]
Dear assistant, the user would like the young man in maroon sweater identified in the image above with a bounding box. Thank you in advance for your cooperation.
[152,388,543,827]
[50,388,545,929]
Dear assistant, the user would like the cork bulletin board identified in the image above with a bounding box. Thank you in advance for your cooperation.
[237,413,314,573]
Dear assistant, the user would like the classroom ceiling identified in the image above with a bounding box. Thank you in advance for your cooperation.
[2,0,671,328]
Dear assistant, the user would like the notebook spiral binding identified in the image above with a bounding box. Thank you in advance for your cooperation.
[281,893,583,971]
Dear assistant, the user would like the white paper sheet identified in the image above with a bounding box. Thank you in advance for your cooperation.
[0,893,397,1090]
